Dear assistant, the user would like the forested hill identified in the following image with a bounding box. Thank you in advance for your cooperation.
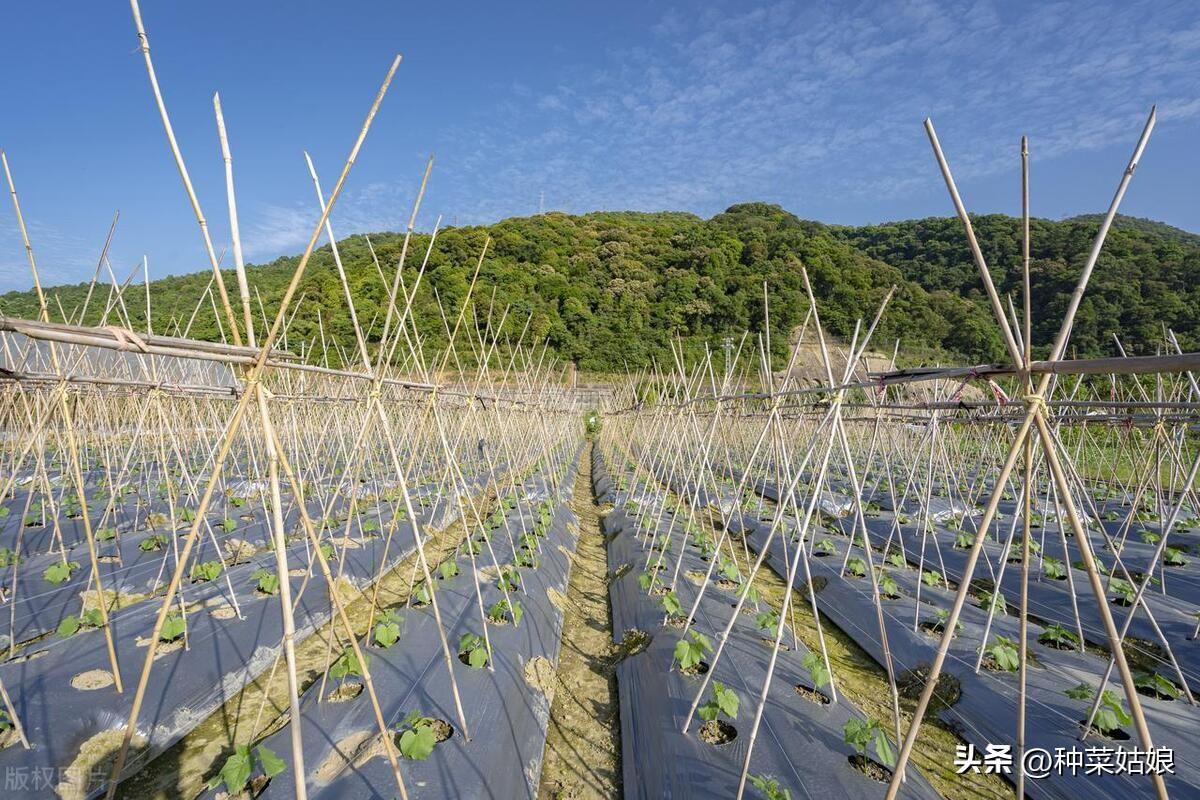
[2,204,1196,371]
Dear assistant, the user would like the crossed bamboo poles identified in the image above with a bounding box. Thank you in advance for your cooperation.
[596,106,1194,799]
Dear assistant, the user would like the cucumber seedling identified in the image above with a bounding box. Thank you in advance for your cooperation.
[208,745,285,794]
[487,597,524,626]
[373,609,403,648]
[697,681,739,745]
[844,716,896,772]
[191,560,223,583]
[251,567,280,595]
[43,560,80,585]
[458,632,489,669]
[57,608,105,637]
[673,630,712,674]
[396,710,450,760]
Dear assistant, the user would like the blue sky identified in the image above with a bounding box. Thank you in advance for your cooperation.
[1,0,1198,292]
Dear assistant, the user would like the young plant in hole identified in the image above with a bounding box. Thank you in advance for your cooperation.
[397,710,441,760]
[251,567,280,595]
[843,717,895,769]
[221,516,238,532]
[0,547,18,568]
[515,548,539,568]
[845,557,867,578]
[878,574,899,599]
[718,555,741,583]
[57,608,105,637]
[814,539,836,556]
[43,560,80,585]
[920,569,941,587]
[96,527,117,542]
[1041,556,1066,580]
[954,530,973,549]
[748,774,792,800]
[208,745,285,794]
[977,590,1008,616]
[755,610,779,636]
[458,632,489,669]
[330,646,367,681]
[739,577,761,606]
[801,651,830,690]
[698,681,739,723]
[139,534,168,552]
[985,635,1020,672]
[412,581,433,606]
[1065,684,1131,736]
[373,609,402,648]
[159,613,186,643]
[319,541,335,562]
[1134,671,1182,700]
[1164,546,1188,566]
[673,630,713,674]
[1108,577,1136,606]
[660,590,682,617]
[497,566,521,592]
[886,552,905,569]
[487,597,524,626]
[191,560,222,583]
[439,560,460,580]
[1038,623,1079,650]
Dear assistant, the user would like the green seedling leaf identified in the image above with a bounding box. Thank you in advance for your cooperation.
[330,646,367,680]
[160,613,186,642]
[43,561,79,585]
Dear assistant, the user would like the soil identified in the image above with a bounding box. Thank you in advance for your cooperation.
[70,669,115,691]
[537,443,621,800]
[326,681,363,703]
[794,683,831,705]
[849,753,892,782]
[1080,721,1131,741]
[896,665,962,714]
[58,728,148,800]
[524,656,557,700]
[698,719,737,745]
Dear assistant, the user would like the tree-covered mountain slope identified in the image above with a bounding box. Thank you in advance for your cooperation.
[2,205,1195,371]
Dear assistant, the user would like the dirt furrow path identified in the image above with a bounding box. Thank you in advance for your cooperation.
[538,442,621,800]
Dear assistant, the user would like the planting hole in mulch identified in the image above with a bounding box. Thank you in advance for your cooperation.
[849,753,892,782]
[761,638,791,651]
[614,628,651,660]
[71,669,115,691]
[716,578,739,592]
[210,604,238,620]
[665,614,687,629]
[678,659,710,678]
[800,575,827,595]
[327,681,364,703]
[1080,721,1131,741]
[794,683,830,705]
[607,563,631,583]
[135,635,185,659]
[897,665,961,714]
[699,719,737,745]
